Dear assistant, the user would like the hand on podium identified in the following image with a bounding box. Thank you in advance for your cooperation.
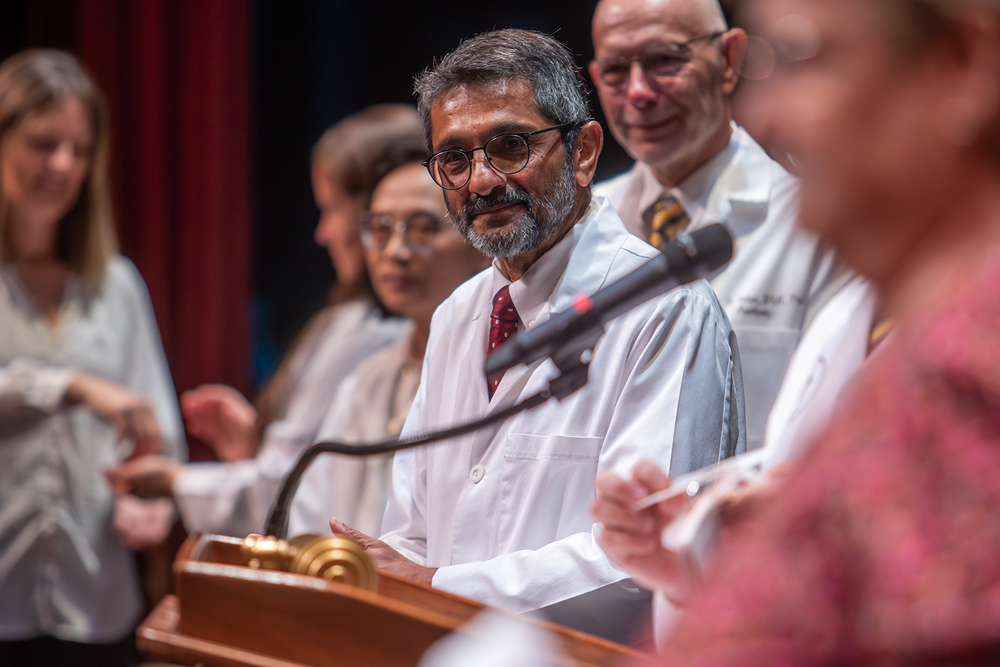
[329,516,438,586]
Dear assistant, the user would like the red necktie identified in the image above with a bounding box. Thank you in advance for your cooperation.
[486,285,519,399]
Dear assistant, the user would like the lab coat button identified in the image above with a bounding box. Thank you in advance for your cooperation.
[469,465,486,483]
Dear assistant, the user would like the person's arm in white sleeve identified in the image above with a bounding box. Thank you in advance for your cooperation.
[378,359,431,565]
[0,357,75,417]
[116,259,186,460]
[288,370,366,536]
[170,421,311,537]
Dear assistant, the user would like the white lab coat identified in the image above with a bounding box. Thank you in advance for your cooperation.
[651,276,878,649]
[172,300,406,537]
[761,276,877,470]
[596,124,849,450]
[380,196,745,615]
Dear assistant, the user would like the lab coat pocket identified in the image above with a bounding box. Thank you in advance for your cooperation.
[498,433,604,553]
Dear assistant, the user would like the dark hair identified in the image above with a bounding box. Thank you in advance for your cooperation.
[0,49,115,288]
[311,104,428,208]
[414,29,591,151]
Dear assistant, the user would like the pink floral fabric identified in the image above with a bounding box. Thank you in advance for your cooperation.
[657,254,1000,666]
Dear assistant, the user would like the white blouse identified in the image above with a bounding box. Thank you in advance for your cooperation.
[0,256,183,642]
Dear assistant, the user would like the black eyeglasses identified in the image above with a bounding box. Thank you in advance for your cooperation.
[358,211,445,251]
[591,32,725,88]
[422,122,575,190]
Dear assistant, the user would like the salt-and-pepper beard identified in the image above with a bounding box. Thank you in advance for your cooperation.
[447,153,577,260]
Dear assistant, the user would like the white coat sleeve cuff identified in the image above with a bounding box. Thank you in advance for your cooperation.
[428,534,630,613]
[172,461,264,535]
[3,358,75,411]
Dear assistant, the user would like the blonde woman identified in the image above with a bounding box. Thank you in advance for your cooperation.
[0,50,183,665]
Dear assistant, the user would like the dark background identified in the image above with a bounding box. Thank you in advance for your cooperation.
[2,0,736,392]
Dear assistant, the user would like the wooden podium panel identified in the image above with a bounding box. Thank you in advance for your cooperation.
[137,534,639,667]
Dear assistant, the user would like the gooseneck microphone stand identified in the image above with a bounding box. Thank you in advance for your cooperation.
[265,389,556,538]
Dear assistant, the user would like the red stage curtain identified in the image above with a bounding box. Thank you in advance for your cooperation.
[76,0,253,457]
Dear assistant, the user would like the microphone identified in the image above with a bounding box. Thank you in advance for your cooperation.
[484,223,734,378]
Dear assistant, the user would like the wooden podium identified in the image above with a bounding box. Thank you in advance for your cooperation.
[137,534,639,667]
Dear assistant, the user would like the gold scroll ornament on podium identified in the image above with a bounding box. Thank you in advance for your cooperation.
[240,533,379,591]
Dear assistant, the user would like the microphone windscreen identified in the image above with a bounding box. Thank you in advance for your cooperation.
[688,223,734,273]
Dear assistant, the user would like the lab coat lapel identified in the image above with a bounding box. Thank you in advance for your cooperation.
[425,287,491,564]
[550,198,632,313]
[704,129,773,241]
[486,199,636,413]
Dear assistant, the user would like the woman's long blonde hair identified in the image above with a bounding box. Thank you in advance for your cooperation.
[0,49,116,289]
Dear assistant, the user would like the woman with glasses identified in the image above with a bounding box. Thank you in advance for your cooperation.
[180,104,425,465]
[594,0,1000,662]
[108,106,423,538]
[290,161,487,537]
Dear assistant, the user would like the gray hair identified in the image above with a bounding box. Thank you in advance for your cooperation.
[414,29,591,151]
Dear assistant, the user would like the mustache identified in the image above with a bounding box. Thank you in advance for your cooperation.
[462,186,533,219]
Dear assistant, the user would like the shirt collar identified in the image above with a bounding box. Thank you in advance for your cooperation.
[638,123,771,231]
[488,199,596,329]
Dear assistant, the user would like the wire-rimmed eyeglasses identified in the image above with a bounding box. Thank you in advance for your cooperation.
[358,211,445,251]
[591,32,725,88]
[422,122,575,190]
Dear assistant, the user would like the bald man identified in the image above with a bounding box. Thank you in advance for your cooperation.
[591,0,849,450]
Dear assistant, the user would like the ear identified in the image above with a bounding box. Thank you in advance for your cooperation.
[573,120,604,187]
[588,60,602,88]
[720,28,749,95]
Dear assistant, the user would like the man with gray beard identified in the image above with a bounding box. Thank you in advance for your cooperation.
[327,29,745,642]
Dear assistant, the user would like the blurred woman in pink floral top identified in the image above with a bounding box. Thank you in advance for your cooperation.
[593,0,1000,663]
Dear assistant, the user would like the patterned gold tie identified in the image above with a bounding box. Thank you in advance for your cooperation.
[645,194,689,250]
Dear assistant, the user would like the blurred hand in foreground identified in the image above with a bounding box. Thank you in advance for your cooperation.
[592,460,700,606]
[113,493,176,550]
[181,384,257,461]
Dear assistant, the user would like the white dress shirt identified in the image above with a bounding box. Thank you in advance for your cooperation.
[0,257,183,642]
[380,196,745,617]
[290,329,419,537]
[596,124,849,450]
[761,276,876,470]
[172,300,406,537]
